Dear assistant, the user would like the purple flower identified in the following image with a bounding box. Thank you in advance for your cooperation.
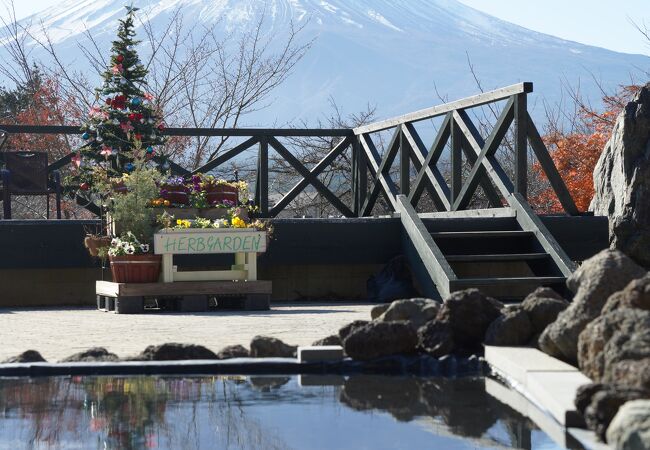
[191,175,201,184]
[222,199,235,207]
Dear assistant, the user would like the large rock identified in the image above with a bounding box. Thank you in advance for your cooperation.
[591,83,650,269]
[539,250,646,364]
[370,304,391,320]
[338,320,369,342]
[436,289,503,349]
[312,335,341,346]
[60,347,119,362]
[585,387,650,441]
[376,298,440,330]
[249,336,297,358]
[578,308,650,381]
[1,350,46,363]
[603,330,650,389]
[134,343,218,360]
[343,321,417,360]
[521,287,569,333]
[216,344,249,359]
[607,399,650,449]
[417,320,454,357]
[608,359,650,392]
[484,307,533,346]
[603,274,650,314]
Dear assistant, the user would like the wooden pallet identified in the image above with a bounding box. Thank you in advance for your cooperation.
[96,280,272,314]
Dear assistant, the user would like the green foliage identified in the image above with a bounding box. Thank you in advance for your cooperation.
[109,154,163,243]
[66,7,168,195]
[0,66,43,121]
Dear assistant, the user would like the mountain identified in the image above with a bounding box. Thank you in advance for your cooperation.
[5,0,650,126]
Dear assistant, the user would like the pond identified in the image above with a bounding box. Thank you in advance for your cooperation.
[0,375,577,450]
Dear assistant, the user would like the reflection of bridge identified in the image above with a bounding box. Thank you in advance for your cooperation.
[0,83,608,304]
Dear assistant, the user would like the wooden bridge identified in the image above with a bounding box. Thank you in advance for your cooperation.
[0,82,584,301]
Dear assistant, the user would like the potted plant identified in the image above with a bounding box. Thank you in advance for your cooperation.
[160,175,190,205]
[107,232,161,283]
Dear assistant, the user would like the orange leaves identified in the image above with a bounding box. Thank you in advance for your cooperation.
[531,85,638,214]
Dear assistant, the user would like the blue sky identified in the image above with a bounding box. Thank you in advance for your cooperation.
[10,0,650,55]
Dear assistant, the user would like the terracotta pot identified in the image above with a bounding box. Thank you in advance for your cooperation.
[84,235,112,257]
[162,191,190,205]
[206,185,238,205]
[109,254,162,283]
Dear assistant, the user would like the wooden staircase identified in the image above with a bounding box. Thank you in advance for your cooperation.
[398,199,576,301]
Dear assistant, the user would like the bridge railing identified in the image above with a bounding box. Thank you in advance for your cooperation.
[351,82,579,216]
[0,82,578,219]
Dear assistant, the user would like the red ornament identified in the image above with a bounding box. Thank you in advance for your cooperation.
[80,182,90,191]
[134,133,143,140]
[128,113,136,121]
[116,55,124,63]
[157,123,165,131]
[111,95,127,110]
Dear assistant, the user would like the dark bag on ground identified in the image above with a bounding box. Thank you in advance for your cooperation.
[367,255,416,302]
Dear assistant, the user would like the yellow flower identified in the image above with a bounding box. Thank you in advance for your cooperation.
[232,216,246,228]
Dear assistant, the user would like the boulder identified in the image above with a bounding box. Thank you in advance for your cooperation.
[338,320,370,342]
[607,359,650,392]
[578,308,650,381]
[135,343,218,361]
[607,399,650,449]
[370,303,391,320]
[575,383,609,418]
[60,347,119,362]
[484,307,534,346]
[376,298,440,329]
[436,289,503,349]
[249,336,297,358]
[312,335,342,346]
[539,250,645,364]
[603,274,650,314]
[417,320,455,357]
[343,321,417,360]
[521,288,569,333]
[584,386,650,441]
[591,83,650,269]
[1,350,46,363]
[216,344,249,359]
[603,330,650,388]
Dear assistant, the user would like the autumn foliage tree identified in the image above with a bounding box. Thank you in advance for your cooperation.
[531,85,640,213]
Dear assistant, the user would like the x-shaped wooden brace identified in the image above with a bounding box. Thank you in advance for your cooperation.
[268,136,355,217]
[451,98,515,210]
[359,129,401,216]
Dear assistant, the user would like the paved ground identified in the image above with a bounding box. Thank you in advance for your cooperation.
[0,303,374,362]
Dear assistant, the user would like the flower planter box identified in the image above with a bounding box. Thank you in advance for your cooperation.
[155,207,248,221]
[160,185,190,205]
[154,228,267,283]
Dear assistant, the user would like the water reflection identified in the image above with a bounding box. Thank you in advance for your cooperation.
[0,375,566,450]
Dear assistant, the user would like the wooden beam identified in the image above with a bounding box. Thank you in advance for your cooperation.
[418,207,515,219]
[402,121,450,211]
[453,110,513,201]
[396,195,456,298]
[268,137,354,217]
[356,136,367,216]
[362,128,401,215]
[354,82,533,134]
[514,93,528,198]
[399,129,410,196]
[450,116,463,207]
[191,137,258,175]
[258,137,269,216]
[526,114,579,215]
[359,133,399,215]
[452,98,514,211]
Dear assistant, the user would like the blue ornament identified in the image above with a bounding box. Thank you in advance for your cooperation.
[131,97,141,106]
[125,163,135,172]
[82,132,90,140]
[146,146,154,154]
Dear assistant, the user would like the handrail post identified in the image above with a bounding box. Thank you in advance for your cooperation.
[355,135,367,217]
[351,137,358,215]
[257,136,269,217]
[450,116,462,209]
[400,127,410,196]
[514,92,528,199]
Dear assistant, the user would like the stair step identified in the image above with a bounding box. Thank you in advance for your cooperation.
[430,230,534,239]
[451,276,566,288]
[446,253,549,262]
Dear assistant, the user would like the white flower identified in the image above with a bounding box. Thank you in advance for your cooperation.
[111,238,120,246]
[125,245,135,255]
[140,244,150,253]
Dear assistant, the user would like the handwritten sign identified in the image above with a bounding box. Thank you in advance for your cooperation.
[154,229,267,255]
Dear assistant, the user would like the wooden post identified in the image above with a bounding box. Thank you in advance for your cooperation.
[162,253,174,282]
[514,93,528,199]
[351,138,358,215]
[400,128,410,196]
[246,252,257,280]
[356,135,367,216]
[258,136,269,216]
[450,117,462,208]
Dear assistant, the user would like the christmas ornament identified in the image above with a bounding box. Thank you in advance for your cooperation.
[100,146,113,158]
[131,97,141,106]
[82,132,90,140]
[120,122,134,132]
[79,182,90,191]
[72,153,82,168]
[146,146,154,154]
[125,163,135,172]
[116,54,124,63]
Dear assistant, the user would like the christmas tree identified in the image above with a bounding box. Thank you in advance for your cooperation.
[68,5,167,194]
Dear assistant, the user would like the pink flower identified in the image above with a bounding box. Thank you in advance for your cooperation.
[144,92,154,101]
[120,121,134,132]
[72,153,82,168]
[112,64,123,74]
[100,146,113,158]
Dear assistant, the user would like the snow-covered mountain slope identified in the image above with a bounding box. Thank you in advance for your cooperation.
[6,0,650,125]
